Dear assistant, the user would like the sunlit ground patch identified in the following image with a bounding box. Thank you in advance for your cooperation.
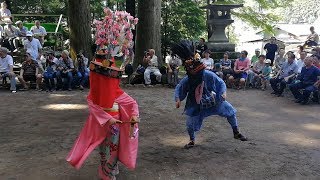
[280,132,319,147]
[49,94,77,98]
[303,123,320,131]
[41,104,87,110]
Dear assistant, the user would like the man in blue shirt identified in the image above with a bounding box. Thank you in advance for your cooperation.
[270,53,299,96]
[289,56,320,104]
[264,36,278,66]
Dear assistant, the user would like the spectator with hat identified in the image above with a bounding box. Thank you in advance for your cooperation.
[0,47,16,93]
[18,50,43,91]
[200,50,214,71]
[23,31,42,61]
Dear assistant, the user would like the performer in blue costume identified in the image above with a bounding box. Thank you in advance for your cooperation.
[172,40,247,149]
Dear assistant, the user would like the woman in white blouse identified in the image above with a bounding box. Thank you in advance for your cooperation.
[200,50,214,70]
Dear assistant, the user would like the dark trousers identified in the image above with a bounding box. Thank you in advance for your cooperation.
[289,82,318,102]
[43,72,56,90]
[56,71,73,89]
[270,77,287,94]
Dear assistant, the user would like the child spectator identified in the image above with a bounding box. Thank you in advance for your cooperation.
[260,59,272,91]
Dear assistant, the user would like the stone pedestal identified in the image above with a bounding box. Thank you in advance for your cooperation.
[206,42,235,52]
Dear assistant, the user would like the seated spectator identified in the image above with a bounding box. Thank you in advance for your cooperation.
[270,53,299,97]
[274,48,286,74]
[75,53,89,90]
[0,2,11,23]
[228,50,251,89]
[196,38,208,58]
[289,56,320,104]
[24,31,42,61]
[31,20,47,45]
[143,49,161,86]
[0,47,16,93]
[24,31,44,71]
[3,21,18,51]
[43,51,57,92]
[56,50,74,91]
[259,59,272,91]
[213,63,223,78]
[165,51,182,87]
[251,48,260,64]
[312,54,320,69]
[18,51,42,91]
[13,21,28,52]
[200,50,214,71]
[248,55,265,88]
[304,26,319,47]
[296,51,306,73]
[220,51,233,80]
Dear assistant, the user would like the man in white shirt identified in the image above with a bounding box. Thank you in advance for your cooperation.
[24,31,44,73]
[0,47,16,93]
[23,31,42,61]
[30,20,47,45]
[166,52,182,87]
[296,51,306,73]
[143,49,162,86]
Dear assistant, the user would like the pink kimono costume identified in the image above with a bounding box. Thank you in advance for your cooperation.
[66,72,139,180]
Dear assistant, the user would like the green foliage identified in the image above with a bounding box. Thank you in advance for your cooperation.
[161,0,206,55]
[218,0,294,33]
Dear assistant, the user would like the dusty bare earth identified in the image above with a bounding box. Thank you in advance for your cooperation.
[0,86,319,180]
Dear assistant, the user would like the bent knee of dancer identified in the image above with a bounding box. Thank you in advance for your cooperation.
[217,101,237,117]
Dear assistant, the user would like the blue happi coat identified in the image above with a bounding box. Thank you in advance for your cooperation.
[175,70,237,119]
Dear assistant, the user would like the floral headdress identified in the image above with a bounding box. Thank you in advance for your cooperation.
[94,8,138,59]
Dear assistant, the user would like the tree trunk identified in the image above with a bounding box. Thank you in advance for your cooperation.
[134,0,162,68]
[126,0,136,50]
[68,0,92,60]
[126,0,135,17]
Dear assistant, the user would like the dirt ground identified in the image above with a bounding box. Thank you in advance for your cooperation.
[0,86,319,180]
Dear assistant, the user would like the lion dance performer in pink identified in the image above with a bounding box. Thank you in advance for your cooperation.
[66,51,139,180]
[67,8,139,179]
